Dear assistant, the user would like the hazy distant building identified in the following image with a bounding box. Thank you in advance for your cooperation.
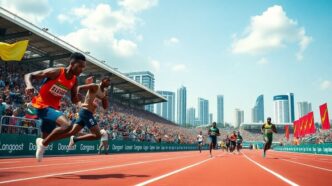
[126,71,155,112]
[198,98,209,125]
[155,91,175,122]
[177,86,187,125]
[252,95,264,123]
[273,93,295,123]
[297,101,312,118]
[217,95,224,125]
[234,109,244,128]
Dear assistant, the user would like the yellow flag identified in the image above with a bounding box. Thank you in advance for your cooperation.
[0,40,29,61]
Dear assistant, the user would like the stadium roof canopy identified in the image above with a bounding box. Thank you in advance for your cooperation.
[0,7,166,106]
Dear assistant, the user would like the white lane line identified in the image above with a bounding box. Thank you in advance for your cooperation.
[242,153,299,186]
[280,159,332,172]
[135,158,213,186]
[0,154,198,184]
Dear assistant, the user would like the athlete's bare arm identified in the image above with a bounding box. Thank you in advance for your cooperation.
[71,81,80,104]
[77,83,98,93]
[24,68,61,97]
[101,97,108,110]
[272,124,277,133]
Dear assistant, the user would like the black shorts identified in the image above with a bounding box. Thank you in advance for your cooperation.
[209,136,217,145]
[72,109,97,129]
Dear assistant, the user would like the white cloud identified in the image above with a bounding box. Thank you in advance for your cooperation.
[112,39,137,57]
[57,14,72,24]
[149,59,160,71]
[232,5,312,61]
[257,57,269,65]
[164,37,180,46]
[320,80,331,90]
[172,64,187,72]
[0,0,51,24]
[118,0,158,13]
[60,3,154,58]
[72,5,91,17]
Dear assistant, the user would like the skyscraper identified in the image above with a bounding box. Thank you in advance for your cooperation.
[289,93,295,122]
[234,109,244,128]
[177,86,187,125]
[217,95,224,126]
[297,101,312,118]
[252,95,264,123]
[209,113,213,124]
[273,93,295,123]
[198,98,209,125]
[186,107,196,126]
[125,71,155,112]
[156,91,175,122]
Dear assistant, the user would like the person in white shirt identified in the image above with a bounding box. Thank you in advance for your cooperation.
[98,126,109,155]
[197,131,204,153]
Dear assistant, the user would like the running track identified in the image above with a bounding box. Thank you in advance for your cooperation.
[0,150,331,186]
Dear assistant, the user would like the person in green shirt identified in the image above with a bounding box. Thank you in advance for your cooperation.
[236,131,243,154]
[208,122,220,157]
[261,117,277,158]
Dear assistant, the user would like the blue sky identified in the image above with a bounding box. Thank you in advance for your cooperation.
[1,0,331,125]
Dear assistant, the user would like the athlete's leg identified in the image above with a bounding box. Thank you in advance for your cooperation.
[98,141,103,154]
[103,141,108,154]
[72,125,101,142]
[42,115,72,146]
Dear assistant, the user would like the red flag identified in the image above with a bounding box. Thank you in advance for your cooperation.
[299,117,305,137]
[319,103,330,130]
[293,120,299,138]
[284,125,289,140]
[307,112,316,134]
[303,114,310,135]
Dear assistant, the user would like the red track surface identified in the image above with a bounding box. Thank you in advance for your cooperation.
[0,150,331,186]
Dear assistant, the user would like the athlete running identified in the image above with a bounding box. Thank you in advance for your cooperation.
[229,131,237,154]
[261,117,277,158]
[236,131,243,154]
[98,126,110,155]
[24,52,86,161]
[197,131,204,153]
[67,76,111,148]
[208,122,220,157]
[225,135,230,152]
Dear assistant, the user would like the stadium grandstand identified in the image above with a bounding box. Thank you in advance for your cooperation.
[0,7,199,145]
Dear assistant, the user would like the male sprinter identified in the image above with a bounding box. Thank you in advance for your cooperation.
[197,131,204,153]
[229,131,237,154]
[67,76,111,147]
[24,52,86,161]
[236,131,243,154]
[208,122,220,157]
[261,117,277,157]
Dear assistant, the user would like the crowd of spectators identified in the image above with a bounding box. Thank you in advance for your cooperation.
[0,63,198,144]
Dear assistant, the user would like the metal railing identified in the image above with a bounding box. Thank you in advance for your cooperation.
[0,116,41,136]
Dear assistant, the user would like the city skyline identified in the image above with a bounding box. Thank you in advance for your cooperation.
[2,1,331,125]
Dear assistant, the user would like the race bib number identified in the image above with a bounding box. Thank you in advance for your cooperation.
[49,83,68,97]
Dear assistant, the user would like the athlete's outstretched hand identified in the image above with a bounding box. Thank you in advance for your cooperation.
[25,86,36,98]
